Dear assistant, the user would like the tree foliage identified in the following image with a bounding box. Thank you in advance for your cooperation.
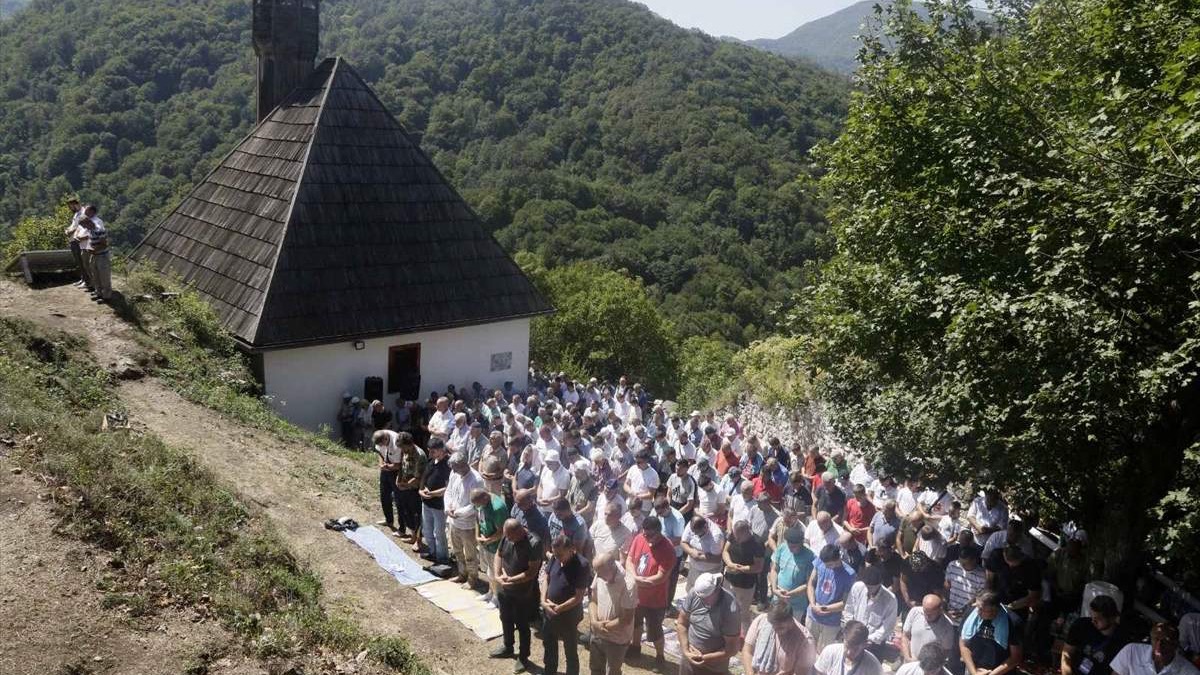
[0,0,849,345]
[797,0,1200,582]
[523,259,679,396]
[2,201,72,264]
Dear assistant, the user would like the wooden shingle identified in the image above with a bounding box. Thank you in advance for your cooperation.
[132,58,552,350]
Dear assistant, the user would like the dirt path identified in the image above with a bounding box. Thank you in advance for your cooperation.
[1,280,666,675]
[0,455,268,675]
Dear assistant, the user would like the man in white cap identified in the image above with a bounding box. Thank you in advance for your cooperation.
[445,452,484,587]
[677,571,742,674]
[538,450,571,517]
[567,458,599,525]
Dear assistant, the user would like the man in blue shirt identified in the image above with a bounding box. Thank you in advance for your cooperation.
[807,543,856,652]
[771,526,815,616]
[651,497,686,609]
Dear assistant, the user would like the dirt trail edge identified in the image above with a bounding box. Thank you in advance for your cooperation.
[1,280,661,675]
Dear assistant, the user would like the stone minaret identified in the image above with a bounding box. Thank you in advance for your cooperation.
[252,0,319,123]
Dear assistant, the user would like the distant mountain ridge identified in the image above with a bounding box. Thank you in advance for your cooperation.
[745,1,985,74]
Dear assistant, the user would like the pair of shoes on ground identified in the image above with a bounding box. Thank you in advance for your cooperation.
[488,646,533,673]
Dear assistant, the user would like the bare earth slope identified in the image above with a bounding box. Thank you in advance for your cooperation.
[0,279,663,675]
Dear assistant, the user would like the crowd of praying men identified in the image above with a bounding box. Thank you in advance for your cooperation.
[348,374,1200,675]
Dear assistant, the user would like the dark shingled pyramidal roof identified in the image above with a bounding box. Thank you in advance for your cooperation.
[133,57,552,350]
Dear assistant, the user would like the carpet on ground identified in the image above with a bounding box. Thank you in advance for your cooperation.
[341,525,438,586]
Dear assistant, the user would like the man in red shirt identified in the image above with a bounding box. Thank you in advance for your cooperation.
[845,483,877,546]
[625,515,677,670]
[752,457,786,505]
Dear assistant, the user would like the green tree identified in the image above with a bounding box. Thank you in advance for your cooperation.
[798,0,1200,583]
[676,336,737,410]
[525,260,680,396]
[2,201,74,263]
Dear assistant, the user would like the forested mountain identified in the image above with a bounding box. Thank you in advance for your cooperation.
[745,1,884,73]
[745,1,985,74]
[0,0,849,344]
[0,0,29,20]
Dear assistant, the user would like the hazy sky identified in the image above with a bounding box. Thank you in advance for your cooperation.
[636,0,863,40]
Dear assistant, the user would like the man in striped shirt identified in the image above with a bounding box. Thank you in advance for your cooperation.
[944,544,986,624]
[79,205,112,302]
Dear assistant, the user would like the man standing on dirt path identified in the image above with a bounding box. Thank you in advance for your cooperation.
[446,451,484,588]
[373,429,404,535]
[492,519,543,674]
[394,432,426,548]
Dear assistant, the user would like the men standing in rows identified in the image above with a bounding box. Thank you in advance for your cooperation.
[492,519,543,674]
[903,595,958,669]
[771,526,816,618]
[542,534,591,675]
[445,452,483,586]
[682,515,725,591]
[394,432,426,550]
[1110,623,1198,675]
[419,438,451,563]
[960,591,1022,675]
[723,519,765,633]
[373,429,404,535]
[474,487,509,608]
[815,621,883,675]
[945,545,987,623]
[843,565,899,661]
[741,602,817,675]
[967,489,1008,547]
[589,550,637,675]
[591,501,633,559]
[626,515,675,670]
[1061,595,1128,675]
[807,544,856,652]
[677,572,741,675]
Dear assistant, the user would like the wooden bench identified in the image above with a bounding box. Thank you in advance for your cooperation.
[3,249,78,284]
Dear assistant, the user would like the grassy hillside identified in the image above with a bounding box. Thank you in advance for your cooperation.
[0,0,849,344]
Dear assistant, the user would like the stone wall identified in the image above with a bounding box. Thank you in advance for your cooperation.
[718,394,853,455]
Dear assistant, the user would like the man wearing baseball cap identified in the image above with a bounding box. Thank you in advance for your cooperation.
[677,572,741,674]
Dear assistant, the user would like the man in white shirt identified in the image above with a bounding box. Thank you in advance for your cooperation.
[443,453,483,587]
[680,515,725,591]
[903,595,958,667]
[537,450,570,516]
[624,451,659,511]
[1110,624,1200,675]
[590,501,633,559]
[850,461,879,494]
[63,198,91,290]
[694,474,727,522]
[447,412,470,453]
[896,644,954,675]
[815,621,883,675]
[674,429,698,463]
[967,489,1009,547]
[428,397,455,440]
[805,511,845,556]
[843,566,898,660]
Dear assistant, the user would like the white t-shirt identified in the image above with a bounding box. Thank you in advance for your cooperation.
[373,429,402,463]
[815,644,883,675]
[967,495,1009,546]
[625,465,659,499]
[681,526,726,572]
[895,663,953,675]
[695,485,727,519]
[805,519,845,555]
[1110,643,1200,675]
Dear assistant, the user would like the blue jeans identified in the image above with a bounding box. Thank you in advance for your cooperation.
[421,504,448,561]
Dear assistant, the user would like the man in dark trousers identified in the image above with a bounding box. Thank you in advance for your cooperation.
[492,518,543,674]
[541,534,592,675]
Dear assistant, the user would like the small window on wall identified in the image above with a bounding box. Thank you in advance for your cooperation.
[388,344,421,400]
[490,351,513,372]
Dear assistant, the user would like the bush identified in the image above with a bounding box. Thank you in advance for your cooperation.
[524,260,681,395]
[2,202,73,263]
[676,336,737,410]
